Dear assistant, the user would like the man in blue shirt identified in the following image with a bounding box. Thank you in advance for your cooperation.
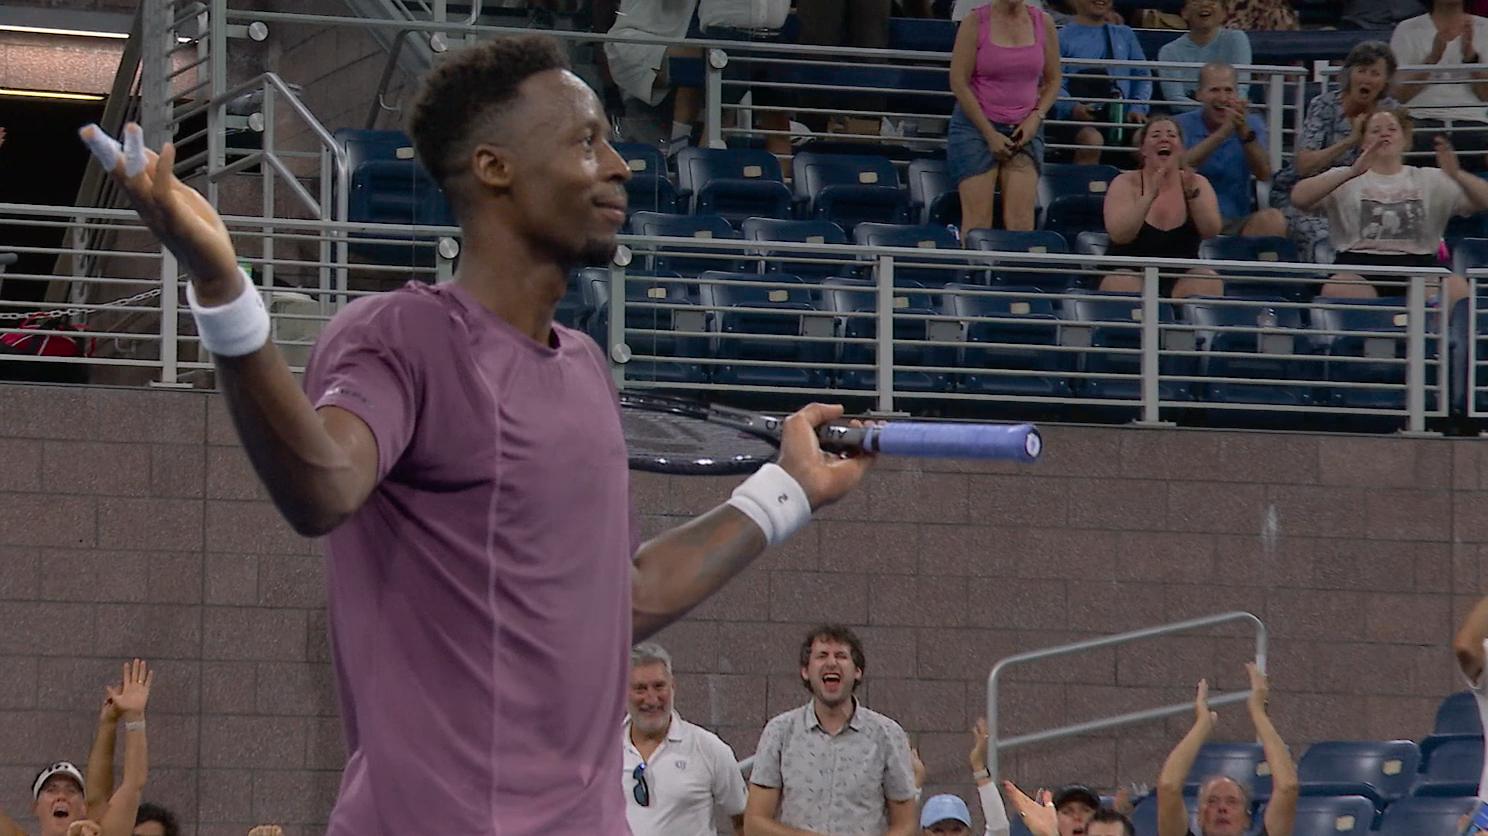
[1176,62,1288,237]
[1053,0,1153,165]
[1157,0,1253,107]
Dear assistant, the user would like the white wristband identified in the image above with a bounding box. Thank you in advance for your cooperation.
[186,270,271,357]
[124,719,145,733]
[726,463,811,546]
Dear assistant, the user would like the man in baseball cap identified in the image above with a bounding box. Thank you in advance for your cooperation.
[921,793,974,835]
[1051,784,1101,836]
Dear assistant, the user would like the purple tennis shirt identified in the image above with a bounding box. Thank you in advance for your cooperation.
[303,280,633,835]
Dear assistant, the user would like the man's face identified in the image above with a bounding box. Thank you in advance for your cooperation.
[492,69,631,268]
[801,638,862,707]
[1198,778,1249,836]
[133,823,167,836]
[1086,823,1127,836]
[1182,0,1226,29]
[1196,67,1240,116]
[1073,0,1113,20]
[925,822,972,835]
[627,661,674,736]
[1057,800,1095,836]
[33,777,85,836]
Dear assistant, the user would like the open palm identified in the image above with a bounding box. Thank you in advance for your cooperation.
[105,658,153,716]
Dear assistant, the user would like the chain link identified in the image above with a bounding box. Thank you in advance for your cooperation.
[0,287,165,322]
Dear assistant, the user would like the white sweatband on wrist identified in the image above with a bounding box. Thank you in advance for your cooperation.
[186,270,271,357]
[726,462,811,546]
[124,719,146,732]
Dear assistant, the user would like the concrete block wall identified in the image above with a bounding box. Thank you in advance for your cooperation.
[0,382,1479,833]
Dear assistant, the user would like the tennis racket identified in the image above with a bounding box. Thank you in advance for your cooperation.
[620,391,1042,475]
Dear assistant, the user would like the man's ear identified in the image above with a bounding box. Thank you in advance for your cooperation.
[471,142,516,191]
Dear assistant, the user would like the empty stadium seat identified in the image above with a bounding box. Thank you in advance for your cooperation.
[822,277,954,393]
[1453,237,1488,280]
[1435,691,1483,735]
[1373,795,1475,836]
[697,271,831,389]
[1129,794,1160,836]
[1309,298,1439,414]
[1037,164,1121,216]
[792,151,911,233]
[675,146,792,225]
[1413,735,1483,797]
[613,142,678,215]
[1041,195,1107,249]
[942,283,1071,398]
[965,229,1074,290]
[852,223,968,285]
[1281,794,1375,836]
[336,128,453,263]
[1183,743,1272,802]
[1060,291,1194,403]
[1199,236,1307,300]
[627,212,745,275]
[907,158,959,226]
[740,217,852,279]
[1448,213,1488,249]
[584,271,709,384]
[1296,740,1421,805]
[1186,297,1314,407]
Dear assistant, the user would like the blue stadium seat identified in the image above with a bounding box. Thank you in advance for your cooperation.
[584,271,709,384]
[1374,795,1475,836]
[1037,164,1121,216]
[792,151,911,233]
[822,277,954,393]
[1184,743,1272,802]
[1413,735,1483,797]
[613,142,678,215]
[1186,297,1315,407]
[965,229,1074,291]
[852,223,968,285]
[1296,740,1421,806]
[942,283,1071,398]
[1452,237,1488,279]
[741,217,851,279]
[697,271,831,389]
[1309,298,1440,414]
[555,270,591,332]
[1041,195,1107,248]
[907,158,959,226]
[336,129,453,263]
[1199,236,1308,300]
[1436,691,1483,735]
[1280,794,1375,836]
[1129,794,1161,836]
[675,146,793,225]
[1448,213,1488,249]
[1060,291,1194,403]
[627,212,745,275]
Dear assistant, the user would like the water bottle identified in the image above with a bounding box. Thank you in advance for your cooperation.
[947,224,960,242]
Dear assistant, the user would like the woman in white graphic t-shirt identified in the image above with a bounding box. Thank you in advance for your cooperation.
[1292,108,1488,307]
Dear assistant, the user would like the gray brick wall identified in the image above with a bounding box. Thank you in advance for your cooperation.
[0,382,1478,834]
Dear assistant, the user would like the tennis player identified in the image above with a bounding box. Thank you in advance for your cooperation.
[81,34,871,836]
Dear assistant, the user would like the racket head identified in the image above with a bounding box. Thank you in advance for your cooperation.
[619,391,783,475]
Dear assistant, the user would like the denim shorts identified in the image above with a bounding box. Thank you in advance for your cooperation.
[945,104,1045,186]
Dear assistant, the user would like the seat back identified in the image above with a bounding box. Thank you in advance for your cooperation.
[741,218,851,278]
[1435,691,1483,735]
[628,212,743,275]
[1374,795,1476,836]
[965,229,1073,290]
[1452,237,1488,279]
[1297,740,1421,804]
[1041,194,1107,246]
[1037,163,1121,211]
[1184,743,1271,801]
[676,146,785,193]
[1284,795,1375,836]
[907,158,952,224]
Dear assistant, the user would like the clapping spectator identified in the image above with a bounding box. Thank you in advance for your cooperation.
[1155,665,1297,836]
[1053,0,1153,165]
[1391,0,1488,158]
[1269,41,1400,260]
[1176,63,1287,237]
[947,0,1061,233]
[1004,783,1101,836]
[1158,0,1253,107]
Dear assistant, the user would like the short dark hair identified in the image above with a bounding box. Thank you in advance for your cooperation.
[136,802,180,836]
[1088,809,1135,836]
[798,624,866,692]
[1340,41,1397,95]
[407,34,571,187]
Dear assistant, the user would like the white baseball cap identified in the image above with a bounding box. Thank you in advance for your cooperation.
[32,762,85,799]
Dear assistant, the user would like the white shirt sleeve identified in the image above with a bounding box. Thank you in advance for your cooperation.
[707,733,750,817]
[980,782,1011,836]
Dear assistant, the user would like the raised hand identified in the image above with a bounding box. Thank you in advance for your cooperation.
[969,717,990,774]
[1437,135,1464,178]
[105,659,154,719]
[66,821,101,836]
[1245,661,1270,714]
[1194,678,1218,732]
[1350,138,1384,176]
[248,827,285,836]
[1003,782,1058,836]
[79,123,243,305]
[98,689,120,724]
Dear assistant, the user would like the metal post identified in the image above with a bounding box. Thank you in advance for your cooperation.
[1267,72,1283,174]
[705,49,726,150]
[1406,271,1426,432]
[140,0,173,148]
[1473,277,1481,418]
[607,264,628,388]
[875,254,896,415]
[208,0,229,203]
[158,251,181,386]
[262,81,276,291]
[1140,265,1161,424]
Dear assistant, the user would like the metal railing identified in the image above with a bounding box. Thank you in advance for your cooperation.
[984,611,1268,784]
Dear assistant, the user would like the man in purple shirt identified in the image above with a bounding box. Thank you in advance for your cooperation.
[82,33,871,836]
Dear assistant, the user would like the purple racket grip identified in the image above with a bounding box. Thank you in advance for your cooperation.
[823,422,1041,462]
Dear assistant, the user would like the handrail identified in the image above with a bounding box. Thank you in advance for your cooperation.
[984,611,1268,783]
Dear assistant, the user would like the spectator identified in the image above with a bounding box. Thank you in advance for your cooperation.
[1003,782,1101,836]
[947,0,1062,233]
[1224,0,1297,30]
[1158,0,1253,107]
[1176,62,1286,237]
[1269,40,1400,261]
[1343,0,1426,30]
[130,804,177,836]
[1085,810,1136,836]
[921,795,976,835]
[916,719,1012,835]
[1292,109,1488,306]
[604,0,704,153]
[796,0,892,133]
[953,0,1071,24]
[744,624,917,836]
[1100,116,1224,297]
[1053,0,1152,165]
[622,642,748,836]
[1390,0,1488,158]
[1155,664,1297,836]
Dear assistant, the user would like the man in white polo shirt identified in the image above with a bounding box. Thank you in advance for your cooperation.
[623,642,748,836]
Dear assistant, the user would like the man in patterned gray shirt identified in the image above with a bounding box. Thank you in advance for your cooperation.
[744,624,917,836]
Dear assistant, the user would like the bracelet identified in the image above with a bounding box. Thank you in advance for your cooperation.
[186,269,271,357]
[124,719,145,733]
[726,463,811,546]
[972,768,991,780]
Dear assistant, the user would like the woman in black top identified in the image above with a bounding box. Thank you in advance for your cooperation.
[1099,115,1225,299]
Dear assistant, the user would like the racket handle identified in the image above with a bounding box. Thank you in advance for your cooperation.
[818,422,1042,463]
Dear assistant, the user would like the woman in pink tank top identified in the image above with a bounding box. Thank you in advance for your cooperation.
[947,0,1063,233]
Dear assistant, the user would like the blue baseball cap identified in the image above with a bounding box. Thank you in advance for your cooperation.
[920,793,973,828]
